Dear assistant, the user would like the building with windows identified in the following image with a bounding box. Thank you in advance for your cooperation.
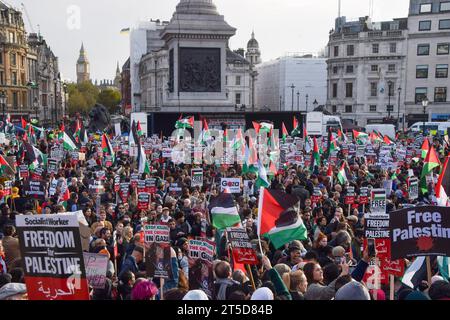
[326,16,408,127]
[405,0,450,124]
[256,55,327,112]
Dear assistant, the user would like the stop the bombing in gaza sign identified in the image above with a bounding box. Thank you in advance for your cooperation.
[16,214,90,300]
[389,206,450,260]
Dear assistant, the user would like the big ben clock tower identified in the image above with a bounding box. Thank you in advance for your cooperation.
[76,42,90,84]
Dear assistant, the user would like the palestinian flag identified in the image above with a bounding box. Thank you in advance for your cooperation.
[337,129,347,142]
[257,188,304,249]
[60,131,78,151]
[137,140,150,174]
[337,162,348,185]
[421,138,430,159]
[383,135,394,145]
[291,117,300,137]
[136,121,143,136]
[74,119,81,142]
[435,155,450,206]
[310,137,320,170]
[242,145,258,174]
[101,133,115,162]
[201,118,211,142]
[327,164,333,186]
[401,256,429,289]
[129,120,140,147]
[420,145,440,194]
[353,130,368,141]
[232,128,245,155]
[175,116,194,129]
[58,184,70,207]
[0,155,14,174]
[21,117,28,130]
[282,122,288,143]
[208,192,241,230]
[437,256,450,281]
[255,161,270,189]
[259,122,273,134]
[268,161,278,178]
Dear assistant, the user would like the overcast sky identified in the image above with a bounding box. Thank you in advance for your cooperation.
[6,0,409,82]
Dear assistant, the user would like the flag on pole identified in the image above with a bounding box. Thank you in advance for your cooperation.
[282,122,288,143]
[435,155,450,206]
[337,162,348,185]
[101,133,115,163]
[60,131,78,151]
[136,121,143,136]
[383,135,394,145]
[257,188,305,249]
[420,145,440,193]
[310,137,320,170]
[208,193,241,230]
[255,161,270,189]
[175,116,194,129]
[137,140,150,174]
[421,138,430,159]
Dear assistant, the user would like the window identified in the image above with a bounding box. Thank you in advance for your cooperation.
[435,87,447,102]
[390,43,397,53]
[346,83,353,98]
[333,66,338,74]
[419,20,432,31]
[417,44,430,55]
[346,65,354,73]
[10,52,16,66]
[12,92,18,109]
[20,73,25,86]
[370,82,378,97]
[415,88,428,103]
[12,72,17,85]
[235,76,241,86]
[334,46,339,57]
[371,65,379,72]
[347,45,354,56]
[0,52,2,65]
[439,19,450,29]
[372,44,379,54]
[42,94,47,107]
[332,83,338,98]
[345,105,353,113]
[332,105,337,113]
[8,32,15,43]
[225,76,228,85]
[388,64,396,72]
[0,71,4,85]
[441,2,450,12]
[370,105,377,112]
[235,93,241,104]
[437,43,450,55]
[420,3,432,13]
[416,65,429,78]
[436,64,449,78]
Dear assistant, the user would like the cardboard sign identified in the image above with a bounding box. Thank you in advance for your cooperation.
[144,225,172,279]
[409,177,419,200]
[345,186,355,205]
[191,169,204,187]
[51,146,64,161]
[24,180,47,200]
[83,253,108,289]
[119,183,130,203]
[226,228,258,265]
[137,180,146,193]
[359,187,369,205]
[19,165,29,179]
[390,206,450,260]
[130,173,139,189]
[3,180,12,197]
[31,167,44,181]
[243,180,255,197]
[16,214,90,300]
[220,178,241,194]
[47,159,59,175]
[188,239,215,298]
[146,178,157,194]
[311,187,321,204]
[114,175,120,193]
[137,193,150,210]
[370,189,387,216]
[365,189,389,238]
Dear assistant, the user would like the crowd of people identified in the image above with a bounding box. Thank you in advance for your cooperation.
[1,119,450,301]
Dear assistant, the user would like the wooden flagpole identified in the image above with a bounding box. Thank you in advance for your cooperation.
[426,256,432,286]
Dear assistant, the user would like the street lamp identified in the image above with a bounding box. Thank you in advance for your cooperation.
[422,96,429,136]
[313,99,318,111]
[289,84,296,112]
[387,80,393,118]
[0,91,6,121]
[305,94,309,113]
[397,87,402,131]
[297,91,300,112]
[33,97,38,122]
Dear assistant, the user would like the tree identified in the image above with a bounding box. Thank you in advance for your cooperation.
[97,89,121,114]
[68,90,88,116]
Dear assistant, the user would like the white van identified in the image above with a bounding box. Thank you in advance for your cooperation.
[365,124,396,139]
[408,122,441,135]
